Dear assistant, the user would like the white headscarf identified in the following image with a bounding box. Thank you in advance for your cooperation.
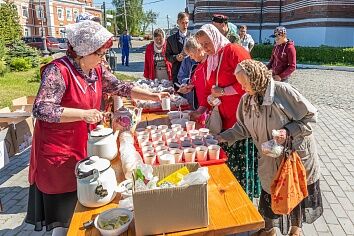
[66,21,113,57]
[197,24,230,80]
[153,28,166,53]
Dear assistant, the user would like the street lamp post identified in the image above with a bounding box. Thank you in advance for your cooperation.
[39,0,49,56]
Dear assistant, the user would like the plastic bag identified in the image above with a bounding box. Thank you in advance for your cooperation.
[119,132,143,179]
[261,129,286,158]
[178,167,210,186]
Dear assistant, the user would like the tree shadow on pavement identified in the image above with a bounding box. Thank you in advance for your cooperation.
[0,148,30,186]
[0,219,52,236]
[0,186,28,214]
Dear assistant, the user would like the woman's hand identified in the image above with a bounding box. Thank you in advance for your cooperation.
[81,109,103,124]
[215,134,227,143]
[211,86,224,98]
[273,75,282,81]
[177,84,194,94]
[273,129,288,145]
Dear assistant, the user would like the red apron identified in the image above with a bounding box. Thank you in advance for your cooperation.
[29,57,102,194]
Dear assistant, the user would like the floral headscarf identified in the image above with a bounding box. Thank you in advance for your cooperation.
[196,24,230,80]
[66,20,113,57]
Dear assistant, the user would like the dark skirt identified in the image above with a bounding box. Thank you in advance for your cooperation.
[221,138,261,200]
[258,180,323,235]
[25,184,77,231]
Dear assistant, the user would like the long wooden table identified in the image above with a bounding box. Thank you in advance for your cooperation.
[67,112,264,235]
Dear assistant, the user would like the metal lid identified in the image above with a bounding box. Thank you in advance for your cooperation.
[90,125,113,137]
[76,156,111,179]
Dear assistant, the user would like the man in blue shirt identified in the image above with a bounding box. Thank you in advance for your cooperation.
[119,29,132,66]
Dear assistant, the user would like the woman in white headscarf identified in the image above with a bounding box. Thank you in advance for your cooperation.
[193,24,260,199]
[144,28,172,80]
[25,20,169,236]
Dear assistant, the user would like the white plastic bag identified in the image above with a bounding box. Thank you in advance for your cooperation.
[178,167,210,186]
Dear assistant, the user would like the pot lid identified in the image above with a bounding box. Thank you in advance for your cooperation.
[90,125,113,137]
[76,156,111,179]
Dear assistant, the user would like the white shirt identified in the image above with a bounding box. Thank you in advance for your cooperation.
[240,34,255,52]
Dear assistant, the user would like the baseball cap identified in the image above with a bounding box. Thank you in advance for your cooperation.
[274,26,287,36]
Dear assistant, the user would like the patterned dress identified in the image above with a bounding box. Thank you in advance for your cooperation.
[221,139,261,200]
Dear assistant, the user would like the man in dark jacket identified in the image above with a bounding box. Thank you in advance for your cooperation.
[267,26,296,82]
[166,12,190,90]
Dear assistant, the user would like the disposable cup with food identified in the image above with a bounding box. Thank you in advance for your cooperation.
[199,128,210,136]
[183,148,196,162]
[143,152,156,165]
[206,139,218,146]
[159,154,175,165]
[170,149,183,163]
[208,145,221,160]
[185,121,195,132]
[196,146,208,161]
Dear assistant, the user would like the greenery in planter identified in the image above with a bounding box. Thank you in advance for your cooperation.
[251,45,354,66]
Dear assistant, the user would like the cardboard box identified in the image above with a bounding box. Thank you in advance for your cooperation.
[0,107,30,123]
[10,117,34,153]
[0,123,16,158]
[12,96,36,106]
[133,163,209,235]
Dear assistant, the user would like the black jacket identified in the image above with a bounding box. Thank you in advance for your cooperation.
[165,32,185,85]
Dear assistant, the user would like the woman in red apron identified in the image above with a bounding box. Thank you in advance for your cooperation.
[25,20,169,235]
[194,24,261,200]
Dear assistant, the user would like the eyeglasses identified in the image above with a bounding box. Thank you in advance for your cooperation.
[95,51,106,58]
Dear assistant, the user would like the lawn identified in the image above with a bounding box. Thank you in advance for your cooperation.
[0,68,39,108]
[0,69,137,109]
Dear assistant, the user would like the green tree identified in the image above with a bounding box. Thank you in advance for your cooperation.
[0,1,22,44]
[112,0,144,35]
[141,10,158,34]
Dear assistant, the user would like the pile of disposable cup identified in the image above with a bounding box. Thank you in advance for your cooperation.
[119,131,143,179]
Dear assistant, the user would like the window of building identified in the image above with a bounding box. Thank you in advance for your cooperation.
[73,9,79,21]
[57,8,64,21]
[36,5,44,19]
[24,27,31,37]
[22,6,28,18]
[66,8,72,21]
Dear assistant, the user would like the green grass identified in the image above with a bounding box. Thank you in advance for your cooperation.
[0,68,39,108]
[0,70,137,108]
[114,72,139,82]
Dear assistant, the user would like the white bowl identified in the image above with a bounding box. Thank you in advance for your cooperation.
[94,208,133,236]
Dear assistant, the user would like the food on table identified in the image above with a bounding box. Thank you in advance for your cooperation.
[98,214,130,230]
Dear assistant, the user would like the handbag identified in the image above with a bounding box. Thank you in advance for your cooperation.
[206,51,224,135]
[270,137,309,215]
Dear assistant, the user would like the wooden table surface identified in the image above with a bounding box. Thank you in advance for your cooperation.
[67,112,264,236]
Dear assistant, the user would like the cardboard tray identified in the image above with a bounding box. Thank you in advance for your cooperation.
[134,137,228,166]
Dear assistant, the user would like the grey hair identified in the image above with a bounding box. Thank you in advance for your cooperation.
[184,37,201,54]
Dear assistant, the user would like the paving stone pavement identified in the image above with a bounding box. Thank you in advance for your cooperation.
[1,53,354,235]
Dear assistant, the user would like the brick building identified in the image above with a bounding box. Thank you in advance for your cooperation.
[2,0,102,38]
[186,0,354,47]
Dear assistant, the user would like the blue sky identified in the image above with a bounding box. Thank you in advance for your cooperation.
[94,0,186,29]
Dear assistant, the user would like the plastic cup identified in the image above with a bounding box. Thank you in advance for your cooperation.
[142,146,154,154]
[185,121,196,132]
[157,150,170,163]
[170,149,183,163]
[168,142,180,150]
[208,145,221,160]
[137,134,149,147]
[135,128,146,137]
[159,154,175,165]
[188,129,200,138]
[196,146,208,161]
[153,140,165,148]
[158,125,168,131]
[155,145,168,153]
[161,97,171,111]
[151,133,163,142]
[199,128,210,136]
[171,124,182,130]
[146,125,158,131]
[206,139,218,146]
[183,148,196,162]
[143,152,156,165]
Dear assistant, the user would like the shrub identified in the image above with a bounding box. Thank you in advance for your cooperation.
[9,57,32,71]
[0,39,7,60]
[5,40,40,68]
[0,59,7,76]
[40,56,53,65]
[251,44,354,66]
